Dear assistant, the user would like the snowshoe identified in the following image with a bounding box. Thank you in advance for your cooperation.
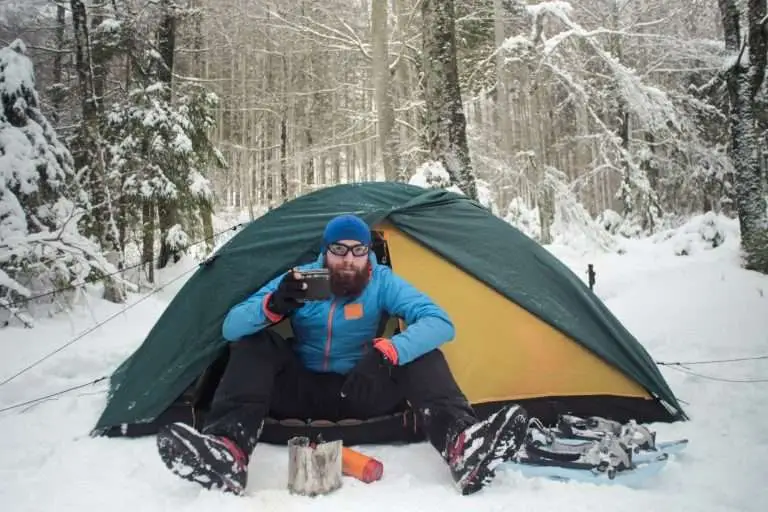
[501,415,686,486]
[156,422,249,495]
[513,418,634,479]
[556,414,657,451]
[444,404,529,495]
[508,452,669,487]
[557,414,689,463]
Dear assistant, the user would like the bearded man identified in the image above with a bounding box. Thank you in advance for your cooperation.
[156,214,527,496]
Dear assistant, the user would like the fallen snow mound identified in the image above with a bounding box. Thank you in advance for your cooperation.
[651,212,737,257]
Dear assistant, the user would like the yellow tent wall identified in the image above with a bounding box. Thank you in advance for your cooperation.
[376,223,651,405]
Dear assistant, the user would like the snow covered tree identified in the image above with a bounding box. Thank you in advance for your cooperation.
[409,160,459,191]
[409,159,496,212]
[96,0,223,283]
[450,1,733,233]
[422,0,478,200]
[717,0,768,273]
[486,1,732,231]
[69,0,124,272]
[103,78,223,281]
[0,39,120,322]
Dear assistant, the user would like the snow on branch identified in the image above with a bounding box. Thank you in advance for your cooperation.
[264,5,372,61]
[524,1,685,133]
[104,81,217,204]
[494,1,730,232]
[526,1,574,20]
[409,160,495,210]
[0,39,125,324]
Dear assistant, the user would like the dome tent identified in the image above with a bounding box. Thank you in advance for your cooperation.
[92,182,686,445]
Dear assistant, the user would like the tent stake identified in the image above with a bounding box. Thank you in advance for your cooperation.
[587,264,596,290]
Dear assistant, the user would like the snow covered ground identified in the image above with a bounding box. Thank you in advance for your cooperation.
[1,214,767,511]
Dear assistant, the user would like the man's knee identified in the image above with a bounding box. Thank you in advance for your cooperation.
[403,348,451,371]
[397,349,463,393]
[228,329,291,360]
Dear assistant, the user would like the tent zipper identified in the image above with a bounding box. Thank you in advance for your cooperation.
[323,300,338,371]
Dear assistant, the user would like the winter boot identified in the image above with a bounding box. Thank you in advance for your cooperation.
[442,404,528,495]
[156,422,249,495]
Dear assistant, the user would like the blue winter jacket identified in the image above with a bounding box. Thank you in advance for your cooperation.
[221,253,455,374]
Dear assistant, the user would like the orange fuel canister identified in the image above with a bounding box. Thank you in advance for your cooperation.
[341,446,383,483]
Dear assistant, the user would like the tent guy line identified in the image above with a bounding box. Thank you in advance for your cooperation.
[662,364,768,384]
[4,359,768,419]
[655,355,768,365]
[2,222,246,311]
[0,265,200,389]
[0,376,107,415]
[1,221,765,418]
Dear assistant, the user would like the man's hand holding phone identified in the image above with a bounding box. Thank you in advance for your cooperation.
[267,268,331,317]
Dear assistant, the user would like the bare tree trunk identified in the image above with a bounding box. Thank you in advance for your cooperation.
[50,4,66,126]
[118,50,132,254]
[281,52,290,202]
[421,0,477,200]
[71,0,101,234]
[372,0,400,181]
[718,0,768,272]
[263,8,274,208]
[240,50,251,217]
[281,115,289,200]
[199,198,213,254]
[157,1,181,269]
[91,8,106,117]
[493,0,512,155]
[305,125,315,186]
[394,0,412,179]
[196,1,214,249]
[71,0,125,302]
[142,200,155,285]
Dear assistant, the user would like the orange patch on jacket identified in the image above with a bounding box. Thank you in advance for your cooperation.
[344,303,363,320]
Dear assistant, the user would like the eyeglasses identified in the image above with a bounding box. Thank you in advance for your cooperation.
[327,242,370,257]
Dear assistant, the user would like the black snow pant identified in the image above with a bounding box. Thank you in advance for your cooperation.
[202,330,478,458]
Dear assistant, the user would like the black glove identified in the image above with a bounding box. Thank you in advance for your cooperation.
[267,270,307,317]
[340,344,394,399]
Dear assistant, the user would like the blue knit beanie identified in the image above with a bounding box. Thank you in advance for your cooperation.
[322,214,372,247]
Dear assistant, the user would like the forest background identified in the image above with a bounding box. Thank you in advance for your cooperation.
[1,0,766,323]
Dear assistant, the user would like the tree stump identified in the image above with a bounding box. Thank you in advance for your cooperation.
[287,436,343,496]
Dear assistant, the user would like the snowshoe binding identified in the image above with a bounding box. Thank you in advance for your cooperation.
[514,418,633,479]
[556,414,656,451]
[444,404,529,495]
[156,422,249,495]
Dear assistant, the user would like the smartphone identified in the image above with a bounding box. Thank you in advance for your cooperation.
[300,268,331,301]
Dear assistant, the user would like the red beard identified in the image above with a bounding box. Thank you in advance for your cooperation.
[327,262,370,297]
